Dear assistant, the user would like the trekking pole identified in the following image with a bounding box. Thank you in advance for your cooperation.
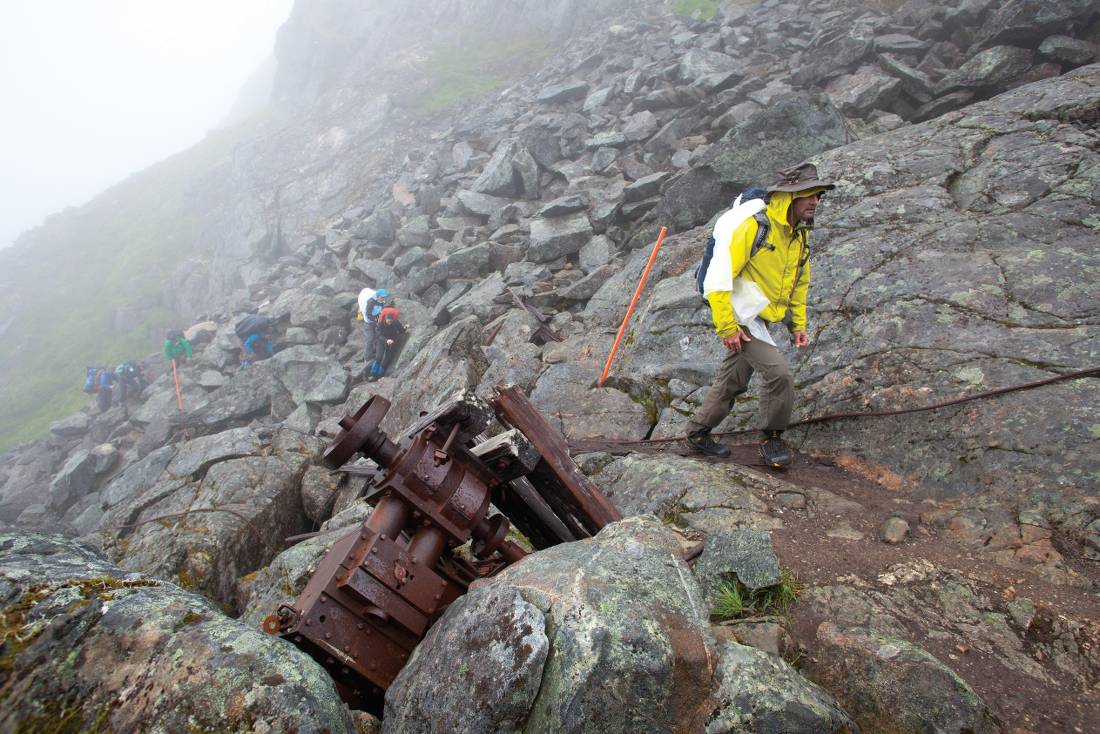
[171,358,184,410]
[598,226,668,387]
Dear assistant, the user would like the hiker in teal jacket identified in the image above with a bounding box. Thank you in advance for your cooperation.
[163,331,193,362]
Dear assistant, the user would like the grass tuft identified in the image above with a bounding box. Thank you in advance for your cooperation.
[711,569,802,620]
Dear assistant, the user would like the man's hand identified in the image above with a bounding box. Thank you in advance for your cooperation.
[793,331,809,348]
[722,330,751,353]
[386,339,394,346]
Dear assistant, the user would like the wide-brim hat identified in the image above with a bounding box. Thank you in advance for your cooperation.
[767,163,835,193]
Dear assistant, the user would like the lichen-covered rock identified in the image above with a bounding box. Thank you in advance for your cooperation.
[164,426,264,479]
[300,464,340,524]
[529,363,651,441]
[591,454,778,534]
[271,343,350,405]
[102,431,323,610]
[694,529,782,603]
[0,531,353,733]
[707,641,858,734]
[804,623,999,734]
[790,65,1100,498]
[185,361,288,433]
[383,584,550,733]
[383,516,717,734]
[47,449,98,512]
[380,317,488,436]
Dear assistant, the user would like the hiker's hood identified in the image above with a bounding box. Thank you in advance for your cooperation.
[765,188,825,229]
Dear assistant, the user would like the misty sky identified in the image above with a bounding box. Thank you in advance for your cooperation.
[0,0,294,250]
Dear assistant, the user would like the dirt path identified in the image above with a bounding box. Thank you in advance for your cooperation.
[572,438,1100,734]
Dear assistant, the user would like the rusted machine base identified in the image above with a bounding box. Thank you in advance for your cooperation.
[264,387,620,714]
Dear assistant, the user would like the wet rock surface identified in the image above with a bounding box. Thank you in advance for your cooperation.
[2,0,1100,731]
[0,531,353,733]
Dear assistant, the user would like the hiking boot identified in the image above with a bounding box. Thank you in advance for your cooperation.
[760,435,792,468]
[686,430,731,458]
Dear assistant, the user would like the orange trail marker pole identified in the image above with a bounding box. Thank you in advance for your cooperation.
[598,226,668,386]
[171,358,184,410]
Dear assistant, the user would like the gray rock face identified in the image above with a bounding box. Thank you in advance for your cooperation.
[806,623,999,734]
[300,464,340,524]
[1039,35,1097,66]
[383,584,550,734]
[103,431,321,610]
[473,139,524,198]
[707,641,857,734]
[826,65,902,116]
[973,0,1099,49]
[271,344,350,405]
[530,363,651,441]
[794,65,1100,497]
[537,79,590,104]
[101,444,177,509]
[381,317,488,437]
[165,426,264,479]
[49,412,90,438]
[591,453,776,535]
[678,48,743,91]
[0,531,352,733]
[384,516,717,734]
[700,91,851,189]
[694,529,782,604]
[47,449,98,512]
[528,213,594,262]
[185,362,285,434]
[937,46,1036,93]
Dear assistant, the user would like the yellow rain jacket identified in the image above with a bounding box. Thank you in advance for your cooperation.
[706,190,814,338]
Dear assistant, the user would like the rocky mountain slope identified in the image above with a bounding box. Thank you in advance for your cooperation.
[2,0,1099,731]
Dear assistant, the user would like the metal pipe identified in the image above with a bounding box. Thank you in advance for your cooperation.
[407,526,447,566]
[367,495,410,538]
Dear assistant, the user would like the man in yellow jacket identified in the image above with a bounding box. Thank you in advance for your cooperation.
[686,163,834,467]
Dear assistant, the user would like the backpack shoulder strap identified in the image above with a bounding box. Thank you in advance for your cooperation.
[749,211,772,258]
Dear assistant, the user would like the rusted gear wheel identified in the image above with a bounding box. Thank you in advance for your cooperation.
[323,396,392,469]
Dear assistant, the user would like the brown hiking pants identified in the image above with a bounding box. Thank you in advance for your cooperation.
[688,337,794,433]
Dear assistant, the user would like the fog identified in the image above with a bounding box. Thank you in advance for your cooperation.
[0,0,294,250]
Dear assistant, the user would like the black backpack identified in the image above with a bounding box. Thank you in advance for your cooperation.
[694,188,773,295]
[235,314,271,340]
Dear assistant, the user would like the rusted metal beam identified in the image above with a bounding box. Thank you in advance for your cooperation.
[492,384,622,530]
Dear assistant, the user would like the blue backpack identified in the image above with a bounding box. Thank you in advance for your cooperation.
[694,188,773,295]
[84,367,109,394]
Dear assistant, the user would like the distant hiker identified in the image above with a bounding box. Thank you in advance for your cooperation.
[357,286,389,365]
[163,330,193,363]
[368,306,408,381]
[83,366,113,412]
[686,163,834,468]
[113,361,146,402]
[235,314,275,367]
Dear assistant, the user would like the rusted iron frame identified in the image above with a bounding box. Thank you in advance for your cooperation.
[492,384,622,532]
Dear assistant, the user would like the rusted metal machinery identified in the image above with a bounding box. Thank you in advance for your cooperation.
[263,385,621,713]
